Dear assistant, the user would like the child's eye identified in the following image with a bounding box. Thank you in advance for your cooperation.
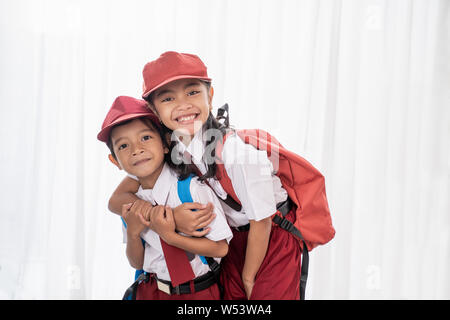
[161,97,173,103]
[118,143,128,150]
[188,90,200,96]
[142,135,152,141]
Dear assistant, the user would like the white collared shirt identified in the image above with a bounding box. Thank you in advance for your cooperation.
[173,127,288,227]
[123,163,233,281]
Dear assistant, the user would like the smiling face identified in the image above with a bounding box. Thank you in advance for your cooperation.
[150,78,214,139]
[109,118,168,188]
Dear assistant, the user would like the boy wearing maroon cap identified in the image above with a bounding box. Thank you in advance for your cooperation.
[98,96,232,300]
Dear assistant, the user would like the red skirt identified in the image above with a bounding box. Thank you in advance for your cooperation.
[220,209,302,300]
[136,275,221,300]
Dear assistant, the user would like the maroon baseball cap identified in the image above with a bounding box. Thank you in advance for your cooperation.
[97,96,160,143]
[142,51,211,99]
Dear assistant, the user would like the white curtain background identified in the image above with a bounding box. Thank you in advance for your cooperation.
[0,0,448,299]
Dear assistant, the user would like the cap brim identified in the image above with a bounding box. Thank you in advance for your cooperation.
[97,112,160,143]
[142,75,212,98]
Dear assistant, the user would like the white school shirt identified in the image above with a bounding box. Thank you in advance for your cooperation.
[173,127,288,227]
[123,163,233,282]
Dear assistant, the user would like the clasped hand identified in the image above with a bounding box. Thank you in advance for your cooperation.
[120,199,216,238]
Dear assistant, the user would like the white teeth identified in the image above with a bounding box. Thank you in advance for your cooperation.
[177,115,196,122]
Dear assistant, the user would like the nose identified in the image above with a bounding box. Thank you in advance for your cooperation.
[131,144,145,156]
[177,102,193,112]
[176,95,193,110]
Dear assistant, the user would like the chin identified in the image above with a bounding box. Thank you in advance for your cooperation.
[173,127,196,137]
[128,167,153,179]
[175,119,204,135]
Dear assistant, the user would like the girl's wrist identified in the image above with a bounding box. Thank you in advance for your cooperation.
[160,230,178,245]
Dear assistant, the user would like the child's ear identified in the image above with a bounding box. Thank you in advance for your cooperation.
[108,154,122,170]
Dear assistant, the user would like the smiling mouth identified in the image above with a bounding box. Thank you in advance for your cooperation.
[133,158,151,166]
[175,113,199,124]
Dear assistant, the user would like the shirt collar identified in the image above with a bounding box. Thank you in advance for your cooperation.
[174,127,205,164]
[137,163,177,205]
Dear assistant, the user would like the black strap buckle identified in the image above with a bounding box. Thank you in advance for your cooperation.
[279,217,294,232]
[272,214,305,241]
[272,215,292,231]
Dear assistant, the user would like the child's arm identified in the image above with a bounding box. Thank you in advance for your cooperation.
[108,176,141,215]
[172,202,217,236]
[242,217,272,298]
[121,203,146,269]
[109,177,216,237]
[145,206,228,258]
[165,233,228,258]
[125,233,145,269]
[222,137,280,299]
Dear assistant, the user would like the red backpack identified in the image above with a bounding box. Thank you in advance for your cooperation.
[215,128,335,250]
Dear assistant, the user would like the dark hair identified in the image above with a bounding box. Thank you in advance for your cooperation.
[166,112,230,181]
[107,117,171,163]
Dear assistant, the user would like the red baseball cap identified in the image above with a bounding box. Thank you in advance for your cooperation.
[97,96,160,143]
[142,51,211,99]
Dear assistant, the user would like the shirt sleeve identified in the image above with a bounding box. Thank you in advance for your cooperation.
[190,178,233,243]
[222,135,278,221]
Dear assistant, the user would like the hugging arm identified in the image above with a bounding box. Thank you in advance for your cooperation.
[109,176,215,237]
[108,176,141,215]
[145,206,228,258]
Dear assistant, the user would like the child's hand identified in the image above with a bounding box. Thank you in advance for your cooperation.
[140,204,164,222]
[172,202,215,237]
[128,199,153,221]
[121,202,147,238]
[149,206,177,243]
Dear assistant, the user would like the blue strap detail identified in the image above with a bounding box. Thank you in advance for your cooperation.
[121,217,146,280]
[177,175,194,203]
[121,217,127,228]
[177,175,208,265]
[134,269,145,281]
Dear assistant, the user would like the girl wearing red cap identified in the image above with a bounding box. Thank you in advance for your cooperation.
[109,52,305,300]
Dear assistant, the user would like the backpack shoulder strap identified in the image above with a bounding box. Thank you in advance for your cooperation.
[215,129,278,211]
[176,175,220,274]
[215,130,243,211]
[177,174,194,203]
